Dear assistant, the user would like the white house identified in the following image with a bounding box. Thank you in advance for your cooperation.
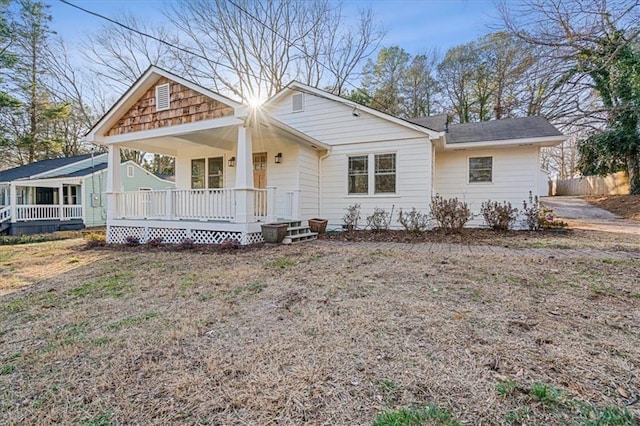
[85,66,565,245]
[0,153,174,235]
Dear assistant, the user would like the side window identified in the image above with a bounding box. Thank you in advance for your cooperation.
[469,156,492,183]
[348,155,368,194]
[374,153,396,193]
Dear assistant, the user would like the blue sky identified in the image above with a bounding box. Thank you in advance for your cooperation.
[47,0,499,55]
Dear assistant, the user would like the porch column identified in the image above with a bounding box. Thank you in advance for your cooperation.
[234,125,254,223]
[9,183,16,223]
[58,183,64,220]
[106,145,122,220]
[266,186,277,222]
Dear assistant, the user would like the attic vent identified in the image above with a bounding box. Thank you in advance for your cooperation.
[291,93,304,112]
[155,83,170,111]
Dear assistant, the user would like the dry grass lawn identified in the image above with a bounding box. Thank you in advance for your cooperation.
[1,237,639,425]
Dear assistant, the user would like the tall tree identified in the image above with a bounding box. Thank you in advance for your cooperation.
[400,49,441,118]
[437,43,478,123]
[360,46,410,116]
[499,0,640,193]
[166,0,382,101]
[0,0,70,165]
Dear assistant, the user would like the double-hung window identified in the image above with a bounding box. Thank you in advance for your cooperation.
[469,156,492,183]
[191,157,224,189]
[348,153,396,195]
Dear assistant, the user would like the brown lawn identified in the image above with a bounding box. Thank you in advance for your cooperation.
[0,237,639,425]
[585,195,640,221]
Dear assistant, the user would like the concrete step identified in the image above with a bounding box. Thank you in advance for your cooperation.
[283,231,318,245]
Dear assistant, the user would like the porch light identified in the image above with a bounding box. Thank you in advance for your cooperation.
[275,152,283,164]
[228,157,236,167]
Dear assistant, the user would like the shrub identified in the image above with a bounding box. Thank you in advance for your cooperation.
[539,207,568,229]
[177,238,195,250]
[125,236,140,246]
[481,200,518,231]
[220,238,241,250]
[397,207,430,233]
[342,203,361,232]
[430,195,472,234]
[366,206,392,232]
[521,191,540,231]
[146,237,164,247]
[84,232,106,247]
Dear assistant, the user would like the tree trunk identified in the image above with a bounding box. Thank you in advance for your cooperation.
[628,156,640,195]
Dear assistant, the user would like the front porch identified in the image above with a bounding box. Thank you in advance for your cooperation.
[0,182,84,235]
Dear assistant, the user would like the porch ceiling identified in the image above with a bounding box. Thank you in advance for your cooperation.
[114,119,327,156]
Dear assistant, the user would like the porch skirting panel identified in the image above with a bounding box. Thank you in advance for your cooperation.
[107,222,265,245]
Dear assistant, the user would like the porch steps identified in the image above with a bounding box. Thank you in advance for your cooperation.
[282,221,318,245]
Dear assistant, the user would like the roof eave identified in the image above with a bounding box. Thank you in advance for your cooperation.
[443,135,566,150]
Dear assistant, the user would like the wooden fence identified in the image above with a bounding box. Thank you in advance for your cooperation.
[553,171,630,196]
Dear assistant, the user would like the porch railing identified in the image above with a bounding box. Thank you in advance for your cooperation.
[113,188,281,223]
[174,189,236,221]
[0,205,10,223]
[15,204,83,221]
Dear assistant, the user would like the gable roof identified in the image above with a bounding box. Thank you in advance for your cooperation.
[406,114,448,132]
[85,66,244,141]
[446,116,563,144]
[265,81,441,138]
[48,162,109,178]
[0,154,100,182]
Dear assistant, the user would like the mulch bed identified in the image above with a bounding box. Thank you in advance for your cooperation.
[320,228,571,245]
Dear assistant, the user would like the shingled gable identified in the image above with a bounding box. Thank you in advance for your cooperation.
[86,67,243,141]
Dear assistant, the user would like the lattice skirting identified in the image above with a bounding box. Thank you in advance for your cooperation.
[107,226,265,245]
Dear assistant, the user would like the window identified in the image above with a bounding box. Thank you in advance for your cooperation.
[469,156,492,183]
[375,153,396,193]
[348,155,368,194]
[208,157,224,188]
[348,153,396,195]
[156,83,170,111]
[191,159,206,189]
[292,93,304,112]
[191,157,224,189]
[127,165,134,178]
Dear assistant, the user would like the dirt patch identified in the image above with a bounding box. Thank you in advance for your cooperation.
[1,238,639,424]
[585,195,640,221]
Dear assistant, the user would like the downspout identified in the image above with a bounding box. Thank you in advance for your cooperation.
[318,150,331,218]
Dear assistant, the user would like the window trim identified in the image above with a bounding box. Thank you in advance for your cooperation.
[468,155,493,184]
[191,156,226,189]
[346,152,397,196]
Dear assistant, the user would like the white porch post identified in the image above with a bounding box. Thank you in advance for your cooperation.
[291,189,302,220]
[233,125,254,223]
[266,186,277,222]
[58,183,64,220]
[106,145,122,220]
[9,183,16,223]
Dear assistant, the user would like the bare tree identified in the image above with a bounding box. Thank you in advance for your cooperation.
[166,0,382,101]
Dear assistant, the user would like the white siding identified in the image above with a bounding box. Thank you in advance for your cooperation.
[298,146,319,219]
[321,138,432,230]
[433,146,541,228]
[267,91,425,145]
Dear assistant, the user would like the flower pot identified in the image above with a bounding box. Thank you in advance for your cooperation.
[308,218,328,234]
[261,223,289,244]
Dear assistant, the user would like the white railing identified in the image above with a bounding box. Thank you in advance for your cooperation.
[15,204,82,221]
[0,205,10,223]
[254,189,268,220]
[113,188,286,223]
[116,191,168,219]
[173,189,236,221]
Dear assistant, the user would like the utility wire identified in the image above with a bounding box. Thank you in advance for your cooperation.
[59,0,238,74]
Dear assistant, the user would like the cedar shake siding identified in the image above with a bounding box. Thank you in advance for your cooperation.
[106,77,235,136]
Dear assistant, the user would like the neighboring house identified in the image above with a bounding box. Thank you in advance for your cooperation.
[0,154,174,235]
[85,66,566,245]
